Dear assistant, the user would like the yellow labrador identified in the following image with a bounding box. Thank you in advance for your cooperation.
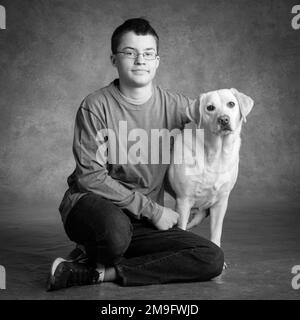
[168,88,254,248]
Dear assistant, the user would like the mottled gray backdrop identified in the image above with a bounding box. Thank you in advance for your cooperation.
[0,0,299,208]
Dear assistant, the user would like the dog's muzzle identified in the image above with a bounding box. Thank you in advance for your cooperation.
[217,115,232,131]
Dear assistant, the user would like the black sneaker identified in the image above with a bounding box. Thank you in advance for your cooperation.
[46,258,100,291]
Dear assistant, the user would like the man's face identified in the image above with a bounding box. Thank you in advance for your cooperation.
[111,31,160,88]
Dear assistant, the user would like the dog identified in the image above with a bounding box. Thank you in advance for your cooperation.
[168,88,254,248]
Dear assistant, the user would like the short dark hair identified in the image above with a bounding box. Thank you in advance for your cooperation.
[111,18,159,54]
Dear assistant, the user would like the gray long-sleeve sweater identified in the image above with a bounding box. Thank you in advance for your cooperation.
[59,79,195,224]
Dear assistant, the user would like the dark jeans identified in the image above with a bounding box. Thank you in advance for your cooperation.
[64,193,224,286]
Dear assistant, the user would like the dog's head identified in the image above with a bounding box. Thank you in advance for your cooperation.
[187,88,254,135]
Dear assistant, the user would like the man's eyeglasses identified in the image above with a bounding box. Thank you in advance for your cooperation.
[115,50,158,60]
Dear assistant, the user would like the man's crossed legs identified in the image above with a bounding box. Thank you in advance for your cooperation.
[47,193,224,291]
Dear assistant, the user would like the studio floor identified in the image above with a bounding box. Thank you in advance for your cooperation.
[0,197,299,300]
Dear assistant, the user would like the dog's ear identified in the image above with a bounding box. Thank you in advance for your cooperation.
[186,93,206,127]
[230,88,254,123]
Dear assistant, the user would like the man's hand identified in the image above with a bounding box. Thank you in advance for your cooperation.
[152,207,179,230]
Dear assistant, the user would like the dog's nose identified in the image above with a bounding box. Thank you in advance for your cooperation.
[217,115,230,126]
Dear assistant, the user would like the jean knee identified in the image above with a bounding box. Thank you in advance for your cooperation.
[206,244,224,278]
[99,211,132,263]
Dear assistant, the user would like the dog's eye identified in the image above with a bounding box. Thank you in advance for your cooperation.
[206,105,215,111]
[228,101,235,108]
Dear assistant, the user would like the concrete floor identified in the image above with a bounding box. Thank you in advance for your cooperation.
[0,197,299,300]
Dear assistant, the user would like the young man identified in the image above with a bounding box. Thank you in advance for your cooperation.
[47,18,224,291]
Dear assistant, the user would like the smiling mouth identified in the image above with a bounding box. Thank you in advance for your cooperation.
[132,70,149,73]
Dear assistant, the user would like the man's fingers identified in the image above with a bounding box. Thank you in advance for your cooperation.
[154,208,180,230]
[167,211,179,229]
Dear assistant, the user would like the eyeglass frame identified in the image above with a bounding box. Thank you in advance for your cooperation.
[114,49,159,61]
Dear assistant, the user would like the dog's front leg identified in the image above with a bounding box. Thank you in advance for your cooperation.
[209,196,229,247]
[176,197,193,230]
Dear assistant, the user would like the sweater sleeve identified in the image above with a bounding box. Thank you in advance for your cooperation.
[72,103,163,223]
